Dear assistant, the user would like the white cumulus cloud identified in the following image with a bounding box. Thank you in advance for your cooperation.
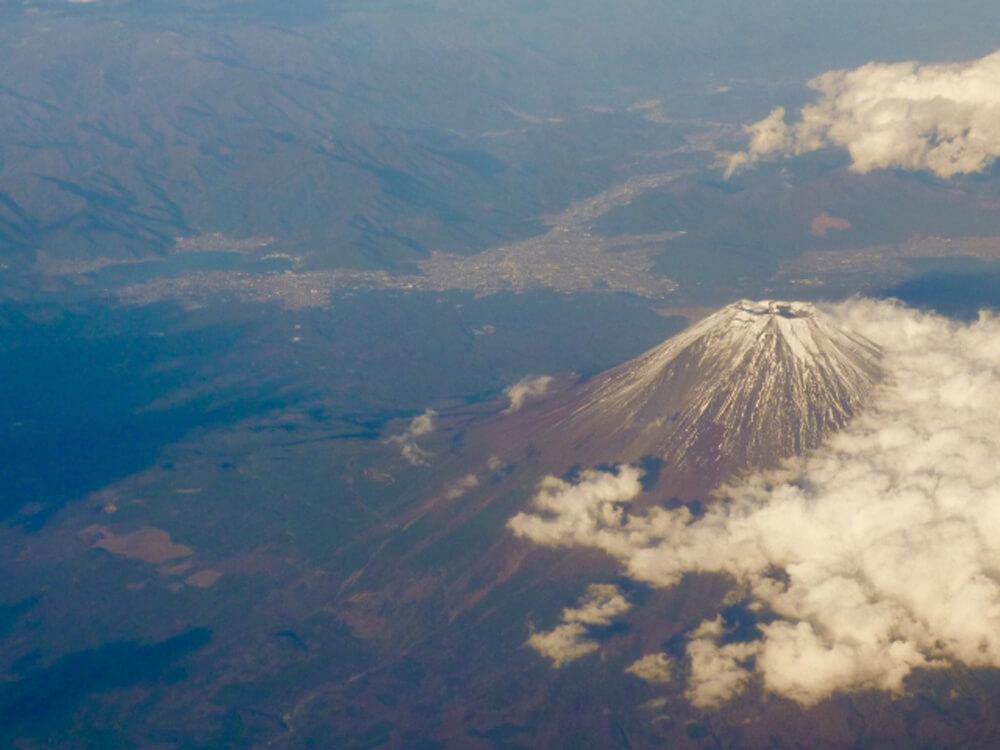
[387,409,436,465]
[443,473,480,500]
[685,617,760,709]
[508,466,645,549]
[527,583,631,667]
[503,375,555,414]
[511,299,1000,707]
[726,50,1000,178]
[626,652,672,684]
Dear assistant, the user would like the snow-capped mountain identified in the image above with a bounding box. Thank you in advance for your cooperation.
[492,300,884,487]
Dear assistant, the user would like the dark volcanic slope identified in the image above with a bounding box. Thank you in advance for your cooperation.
[485,300,883,490]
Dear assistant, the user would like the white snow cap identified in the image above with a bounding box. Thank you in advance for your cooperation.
[537,297,883,478]
[727,299,827,364]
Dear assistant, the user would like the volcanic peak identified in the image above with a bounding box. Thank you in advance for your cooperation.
[512,299,885,487]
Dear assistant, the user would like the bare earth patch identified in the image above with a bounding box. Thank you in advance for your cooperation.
[81,525,193,565]
[185,569,223,589]
[161,560,194,576]
[810,211,852,237]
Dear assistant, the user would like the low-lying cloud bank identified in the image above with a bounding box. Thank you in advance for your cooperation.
[512,299,1000,707]
[727,49,1000,178]
[527,583,631,667]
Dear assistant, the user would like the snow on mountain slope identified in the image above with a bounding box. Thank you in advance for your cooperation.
[501,300,884,485]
